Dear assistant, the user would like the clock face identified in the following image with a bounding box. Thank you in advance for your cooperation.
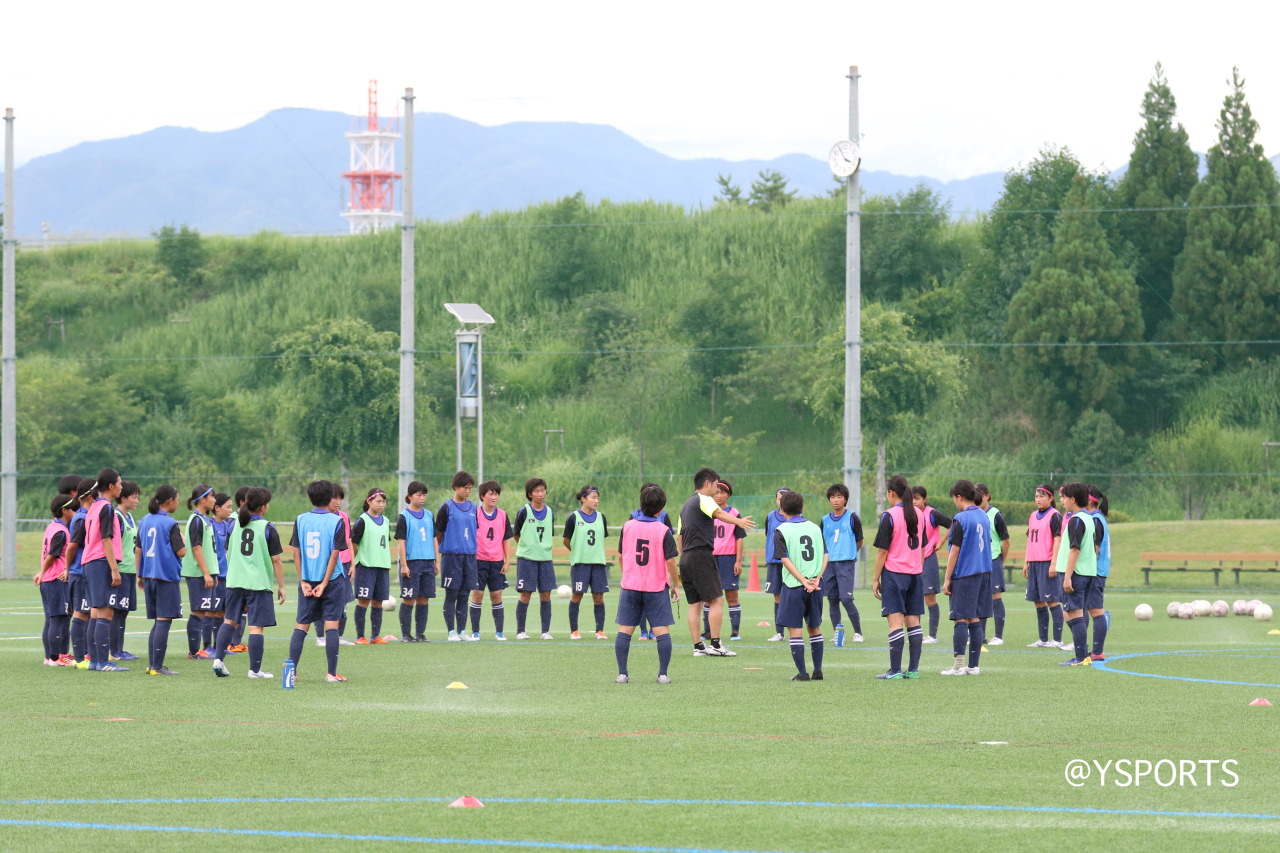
[828,140,861,177]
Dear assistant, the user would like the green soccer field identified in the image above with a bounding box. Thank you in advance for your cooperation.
[1,583,1277,852]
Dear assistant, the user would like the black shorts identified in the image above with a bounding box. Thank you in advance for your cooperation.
[678,549,722,604]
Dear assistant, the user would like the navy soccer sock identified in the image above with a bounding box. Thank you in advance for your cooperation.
[414,603,429,636]
[492,602,505,633]
[568,600,580,632]
[907,626,923,671]
[953,621,968,657]
[1092,614,1108,656]
[810,634,824,673]
[702,604,710,637]
[186,615,201,654]
[928,603,940,638]
[615,631,632,676]
[325,628,340,675]
[469,601,483,634]
[151,619,172,670]
[41,620,54,659]
[399,601,412,637]
[61,617,72,655]
[1068,616,1088,660]
[1050,604,1064,643]
[594,603,606,632]
[314,621,324,639]
[728,604,741,634]
[214,621,234,661]
[656,632,672,676]
[370,605,383,638]
[51,615,69,659]
[354,605,367,639]
[443,590,458,631]
[845,599,862,634]
[790,636,807,675]
[980,617,989,640]
[1037,606,1050,642]
[993,598,1006,638]
[202,615,216,649]
[288,628,307,665]
[454,595,467,635]
[338,609,348,638]
[92,617,109,664]
[248,633,265,673]
[540,600,551,634]
[888,628,905,672]
[967,622,984,668]
[516,600,529,633]
[233,611,247,645]
[110,610,126,656]
[773,602,779,631]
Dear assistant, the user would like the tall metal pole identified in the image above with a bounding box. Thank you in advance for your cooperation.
[2,109,17,580]
[398,89,415,502]
[454,331,464,473]
[842,68,864,536]
[476,331,484,482]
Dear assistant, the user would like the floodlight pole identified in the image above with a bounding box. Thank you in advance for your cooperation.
[398,88,415,503]
[2,109,16,580]
[843,67,863,530]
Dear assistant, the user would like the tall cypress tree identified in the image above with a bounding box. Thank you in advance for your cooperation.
[1116,63,1199,338]
[1007,177,1143,418]
[1171,69,1280,364]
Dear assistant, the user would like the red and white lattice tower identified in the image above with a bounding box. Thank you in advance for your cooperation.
[341,80,402,234]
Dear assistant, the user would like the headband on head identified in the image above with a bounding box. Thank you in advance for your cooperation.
[578,486,598,500]
[61,497,75,509]
[1035,487,1052,497]
[716,480,732,496]
[370,490,386,499]
[1089,494,1102,503]
[776,488,790,496]
[197,487,213,501]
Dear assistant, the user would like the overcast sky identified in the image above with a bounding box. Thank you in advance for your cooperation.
[8,1,1280,180]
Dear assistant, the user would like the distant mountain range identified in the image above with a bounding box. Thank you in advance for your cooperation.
[3,108,1268,239]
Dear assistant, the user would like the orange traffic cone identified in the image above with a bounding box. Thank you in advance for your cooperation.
[746,553,762,593]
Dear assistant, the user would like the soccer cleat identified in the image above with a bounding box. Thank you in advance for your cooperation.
[700,630,711,640]
[923,636,938,644]
[540,632,554,640]
[1090,653,1105,662]
[147,665,180,676]
[464,633,479,642]
[657,674,672,684]
[595,631,608,640]
[790,673,811,681]
[447,631,461,642]
[693,646,714,657]
[988,637,1004,646]
[229,644,248,653]
[338,638,355,646]
[325,673,348,683]
[852,633,864,643]
[43,658,60,667]
[811,670,824,680]
[115,650,139,661]
[75,659,91,670]
[712,645,737,657]
[188,649,210,660]
[57,653,74,665]
[315,638,326,647]
[370,636,388,644]
[767,633,783,642]
[247,669,273,679]
[615,674,629,684]
[875,670,903,679]
[494,632,507,641]
[97,662,128,672]
[903,670,920,679]
[212,659,230,678]
[570,631,582,640]
[401,635,414,643]
[1028,639,1050,647]
[965,666,981,675]
[940,664,968,675]
[355,637,370,645]
[1059,657,1089,666]
[516,631,530,640]
[414,635,429,643]
[729,633,741,641]
[638,632,651,641]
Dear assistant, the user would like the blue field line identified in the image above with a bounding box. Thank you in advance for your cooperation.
[1,796,1277,822]
[1093,648,1280,688]
[0,819,790,853]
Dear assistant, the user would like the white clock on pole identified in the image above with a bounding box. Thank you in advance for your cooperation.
[828,139,861,177]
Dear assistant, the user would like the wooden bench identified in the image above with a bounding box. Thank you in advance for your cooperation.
[1002,551,1024,587]
[1139,552,1280,587]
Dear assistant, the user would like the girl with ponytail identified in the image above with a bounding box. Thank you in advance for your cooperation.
[870,474,928,679]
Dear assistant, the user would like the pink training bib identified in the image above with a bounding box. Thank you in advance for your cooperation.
[620,519,670,592]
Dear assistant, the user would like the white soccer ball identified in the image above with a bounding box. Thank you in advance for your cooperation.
[1212,600,1229,617]
[1134,603,1153,621]
[1178,603,1196,620]
[1167,601,1183,618]
[1246,599,1262,615]
[557,584,571,599]
[381,598,397,612]
[1233,599,1249,616]
[1192,599,1212,617]
[1254,603,1273,622]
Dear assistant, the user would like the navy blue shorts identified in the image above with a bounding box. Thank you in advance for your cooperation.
[295,574,350,625]
[400,559,436,599]
[83,558,115,608]
[778,584,824,629]
[764,562,783,595]
[68,574,90,613]
[822,559,856,600]
[921,552,943,595]
[715,554,740,591]
[1064,573,1104,611]
[186,575,222,612]
[225,587,276,628]
[879,569,924,617]
[439,553,478,591]
[144,578,184,620]
[570,563,609,595]
[1024,560,1063,603]
[515,558,556,592]
[475,561,508,592]
[991,557,1006,592]
[616,587,673,628]
[40,579,70,617]
[353,565,391,601]
[215,577,229,610]
[948,572,992,620]
[107,572,136,612]
[1095,575,1107,591]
